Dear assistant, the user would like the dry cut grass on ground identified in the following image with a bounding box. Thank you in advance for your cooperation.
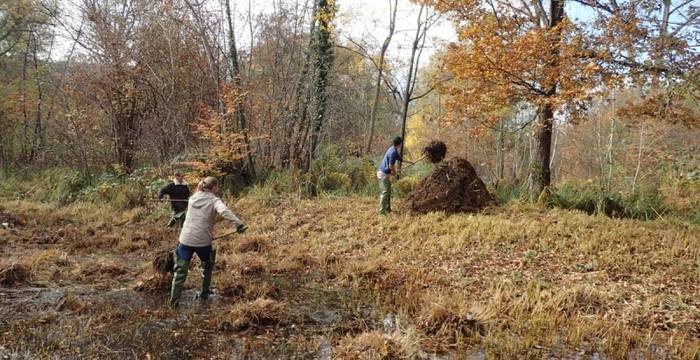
[0,194,698,359]
[233,194,699,358]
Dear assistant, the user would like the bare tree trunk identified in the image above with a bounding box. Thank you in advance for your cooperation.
[512,128,521,179]
[632,123,644,193]
[530,105,553,200]
[21,44,31,162]
[31,31,44,161]
[549,122,558,182]
[605,115,615,192]
[398,5,428,172]
[225,0,256,178]
[114,91,138,173]
[284,0,316,168]
[496,118,505,182]
[528,0,563,200]
[364,0,397,155]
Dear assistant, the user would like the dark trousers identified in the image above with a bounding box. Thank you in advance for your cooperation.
[176,243,212,262]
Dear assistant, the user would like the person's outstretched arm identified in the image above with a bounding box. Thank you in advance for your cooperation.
[213,198,244,227]
[158,183,172,200]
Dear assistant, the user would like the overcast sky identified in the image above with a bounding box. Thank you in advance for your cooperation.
[231,0,457,70]
[52,0,605,73]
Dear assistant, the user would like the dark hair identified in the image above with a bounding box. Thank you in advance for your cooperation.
[392,136,403,146]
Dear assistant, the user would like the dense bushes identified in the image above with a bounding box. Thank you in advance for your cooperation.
[1,167,166,210]
[491,179,698,223]
[2,149,697,224]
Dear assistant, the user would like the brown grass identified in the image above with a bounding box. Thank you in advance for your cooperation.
[335,331,405,359]
[218,298,287,332]
[1,192,698,358]
[236,194,700,358]
[236,236,267,253]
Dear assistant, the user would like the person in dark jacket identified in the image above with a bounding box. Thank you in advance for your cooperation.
[158,172,190,227]
[376,137,414,215]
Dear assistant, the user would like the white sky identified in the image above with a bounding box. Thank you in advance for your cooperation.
[51,0,455,80]
[231,0,457,71]
[51,0,649,78]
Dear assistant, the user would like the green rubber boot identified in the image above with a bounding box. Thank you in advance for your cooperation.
[169,257,190,308]
[199,249,216,300]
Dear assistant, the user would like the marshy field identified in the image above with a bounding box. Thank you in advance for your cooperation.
[1,193,698,359]
[3,0,699,357]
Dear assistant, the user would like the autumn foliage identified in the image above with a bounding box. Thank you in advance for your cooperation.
[189,86,254,177]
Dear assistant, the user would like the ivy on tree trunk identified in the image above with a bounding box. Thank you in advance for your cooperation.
[306,0,335,172]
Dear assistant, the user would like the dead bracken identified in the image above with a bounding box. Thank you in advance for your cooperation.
[1,193,698,358]
[218,298,287,332]
[335,331,405,359]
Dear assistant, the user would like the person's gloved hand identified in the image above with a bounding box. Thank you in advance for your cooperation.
[236,223,248,233]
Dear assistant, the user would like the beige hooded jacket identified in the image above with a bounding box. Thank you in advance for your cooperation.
[178,191,243,247]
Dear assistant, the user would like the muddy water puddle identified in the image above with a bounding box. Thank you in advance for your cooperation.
[0,276,401,358]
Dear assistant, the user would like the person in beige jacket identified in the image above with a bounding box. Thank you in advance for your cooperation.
[169,176,247,308]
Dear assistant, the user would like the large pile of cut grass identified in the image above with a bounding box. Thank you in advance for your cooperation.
[406,158,494,214]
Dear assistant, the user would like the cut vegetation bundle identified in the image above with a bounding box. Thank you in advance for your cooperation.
[152,249,175,275]
[407,158,493,214]
[423,140,447,163]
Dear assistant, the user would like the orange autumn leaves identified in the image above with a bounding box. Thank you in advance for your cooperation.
[190,85,251,176]
[439,15,607,132]
[417,0,698,133]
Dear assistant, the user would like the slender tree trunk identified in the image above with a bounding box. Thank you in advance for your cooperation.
[549,122,558,181]
[632,123,644,193]
[31,31,44,161]
[225,0,256,178]
[21,44,30,162]
[366,54,387,156]
[605,116,615,192]
[399,5,426,172]
[284,0,317,168]
[496,118,505,181]
[365,0,397,155]
[512,128,520,179]
[306,0,335,171]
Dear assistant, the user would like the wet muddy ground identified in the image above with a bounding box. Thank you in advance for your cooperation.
[0,206,456,359]
[1,197,698,359]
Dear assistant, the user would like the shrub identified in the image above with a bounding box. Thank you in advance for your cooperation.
[395,176,417,197]
[492,181,527,205]
[319,172,351,192]
[623,192,669,221]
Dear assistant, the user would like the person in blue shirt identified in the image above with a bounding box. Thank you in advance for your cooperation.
[377,137,414,215]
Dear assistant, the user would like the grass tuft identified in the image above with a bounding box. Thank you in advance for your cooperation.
[218,298,287,332]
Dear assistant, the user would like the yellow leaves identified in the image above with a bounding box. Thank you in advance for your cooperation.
[193,86,251,175]
[405,113,425,155]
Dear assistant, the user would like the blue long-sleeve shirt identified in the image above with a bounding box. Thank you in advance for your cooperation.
[378,146,403,174]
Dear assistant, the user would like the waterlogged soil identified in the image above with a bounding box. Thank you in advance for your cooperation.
[0,281,386,359]
[1,198,697,359]
[0,206,459,359]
